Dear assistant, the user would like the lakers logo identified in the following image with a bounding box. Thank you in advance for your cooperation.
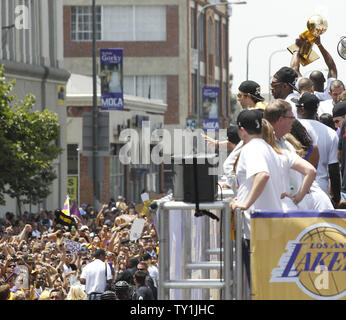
[270,223,346,300]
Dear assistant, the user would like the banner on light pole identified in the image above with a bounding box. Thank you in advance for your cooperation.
[100,48,124,110]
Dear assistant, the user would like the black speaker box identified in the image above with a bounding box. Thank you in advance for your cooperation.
[172,154,218,202]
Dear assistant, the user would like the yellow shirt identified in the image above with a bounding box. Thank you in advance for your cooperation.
[255,101,268,110]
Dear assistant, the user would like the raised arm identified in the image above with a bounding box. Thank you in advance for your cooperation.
[290,38,303,78]
[315,36,337,79]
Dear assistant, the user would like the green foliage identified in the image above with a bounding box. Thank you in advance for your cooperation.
[0,65,62,211]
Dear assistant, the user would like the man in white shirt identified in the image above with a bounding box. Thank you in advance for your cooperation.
[80,249,113,300]
[294,92,340,207]
[318,80,345,117]
[270,66,300,118]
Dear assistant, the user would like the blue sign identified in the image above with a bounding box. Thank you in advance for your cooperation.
[100,48,124,110]
[203,118,220,131]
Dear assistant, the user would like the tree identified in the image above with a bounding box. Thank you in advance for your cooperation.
[0,66,62,215]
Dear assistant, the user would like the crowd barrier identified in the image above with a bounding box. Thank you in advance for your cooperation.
[156,199,346,300]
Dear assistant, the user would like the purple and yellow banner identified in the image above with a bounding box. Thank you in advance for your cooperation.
[250,210,346,300]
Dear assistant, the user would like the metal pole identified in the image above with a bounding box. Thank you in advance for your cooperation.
[223,201,232,300]
[235,208,243,300]
[92,0,98,209]
[196,10,202,129]
[246,34,288,80]
[158,204,165,299]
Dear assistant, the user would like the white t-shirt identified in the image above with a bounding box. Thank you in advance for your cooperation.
[299,119,339,195]
[148,265,159,288]
[236,138,286,239]
[314,77,336,101]
[278,150,317,211]
[276,136,333,210]
[31,229,41,238]
[80,259,112,294]
[223,140,243,189]
[285,92,300,118]
[318,99,334,117]
[296,77,335,101]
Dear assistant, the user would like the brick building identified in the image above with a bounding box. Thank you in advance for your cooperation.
[63,0,230,206]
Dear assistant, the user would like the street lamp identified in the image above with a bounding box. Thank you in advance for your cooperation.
[92,0,98,209]
[268,49,287,101]
[196,1,247,128]
[246,33,288,80]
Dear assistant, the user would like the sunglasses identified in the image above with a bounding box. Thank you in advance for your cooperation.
[8,265,16,268]
[334,119,340,124]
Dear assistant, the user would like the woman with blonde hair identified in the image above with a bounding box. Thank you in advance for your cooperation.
[65,285,87,300]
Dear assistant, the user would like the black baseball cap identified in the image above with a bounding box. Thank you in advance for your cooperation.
[292,92,319,111]
[237,109,263,132]
[332,101,346,117]
[273,67,300,92]
[238,80,265,101]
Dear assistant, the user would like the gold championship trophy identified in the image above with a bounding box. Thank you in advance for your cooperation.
[288,14,328,66]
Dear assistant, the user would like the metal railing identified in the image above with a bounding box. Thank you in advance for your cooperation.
[157,200,248,300]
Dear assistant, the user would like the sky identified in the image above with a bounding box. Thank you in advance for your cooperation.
[228,0,346,95]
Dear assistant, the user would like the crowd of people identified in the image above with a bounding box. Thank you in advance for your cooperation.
[0,196,159,300]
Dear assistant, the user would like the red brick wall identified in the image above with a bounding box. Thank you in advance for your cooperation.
[79,154,93,206]
[63,5,179,58]
[164,75,179,124]
[79,154,110,206]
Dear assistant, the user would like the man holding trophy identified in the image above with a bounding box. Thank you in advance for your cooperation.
[289,15,338,102]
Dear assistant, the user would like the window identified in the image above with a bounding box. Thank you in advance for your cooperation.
[72,5,166,42]
[223,82,229,117]
[67,144,79,175]
[198,13,205,54]
[215,20,221,66]
[190,7,196,49]
[110,144,125,199]
[71,6,101,41]
[135,6,166,41]
[208,19,214,55]
[191,73,197,114]
[124,75,167,102]
[102,6,133,41]
[222,23,228,65]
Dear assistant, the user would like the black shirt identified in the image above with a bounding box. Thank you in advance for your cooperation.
[134,285,154,300]
[338,119,346,193]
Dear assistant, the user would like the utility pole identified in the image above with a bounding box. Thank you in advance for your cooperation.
[92,0,98,209]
